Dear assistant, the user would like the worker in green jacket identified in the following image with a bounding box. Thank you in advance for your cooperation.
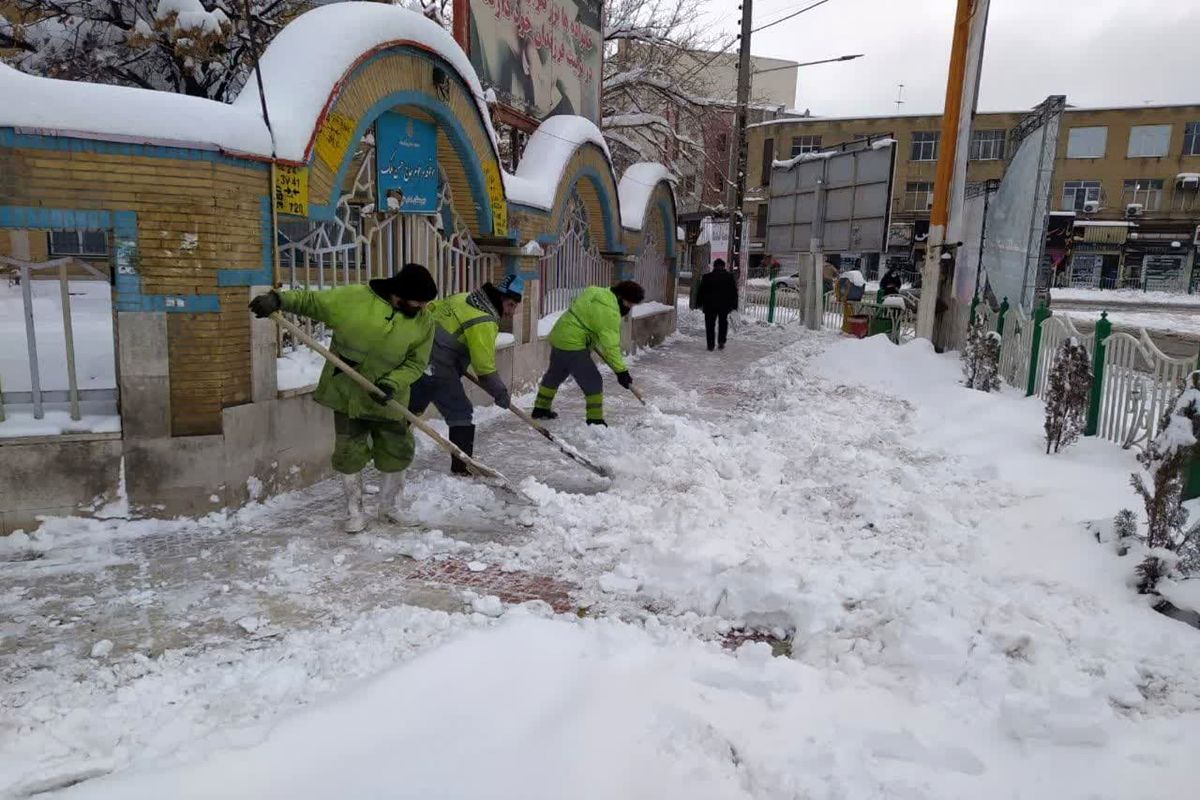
[249,263,438,533]
[409,274,524,474]
[533,280,645,426]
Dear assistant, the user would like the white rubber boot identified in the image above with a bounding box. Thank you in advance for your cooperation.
[341,473,367,534]
[377,472,405,524]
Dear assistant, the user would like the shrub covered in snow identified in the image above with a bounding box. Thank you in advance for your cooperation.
[1129,370,1200,592]
[1113,508,1137,556]
[961,321,1001,393]
[1043,337,1091,454]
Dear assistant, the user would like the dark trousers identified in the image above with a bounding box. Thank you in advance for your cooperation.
[704,311,729,350]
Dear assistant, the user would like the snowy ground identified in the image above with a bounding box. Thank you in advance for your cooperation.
[4,311,1200,798]
[1051,287,1200,308]
[1059,308,1200,338]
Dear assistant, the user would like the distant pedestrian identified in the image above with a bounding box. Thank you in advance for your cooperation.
[880,266,903,296]
[695,258,739,351]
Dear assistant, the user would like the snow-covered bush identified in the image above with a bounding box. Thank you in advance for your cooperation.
[1129,371,1200,593]
[1043,337,1091,454]
[961,321,1001,393]
[1113,508,1137,556]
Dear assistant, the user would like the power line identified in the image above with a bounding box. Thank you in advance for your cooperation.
[751,0,834,34]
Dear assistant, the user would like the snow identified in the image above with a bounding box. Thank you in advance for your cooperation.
[504,116,611,211]
[772,150,833,169]
[496,332,515,349]
[537,310,566,338]
[1,4,496,163]
[520,240,545,256]
[0,407,121,438]
[276,340,327,392]
[842,269,866,287]
[1059,308,1200,336]
[1074,220,1137,227]
[618,163,673,231]
[870,137,897,149]
[8,322,1200,798]
[1051,288,1200,307]
[630,300,674,319]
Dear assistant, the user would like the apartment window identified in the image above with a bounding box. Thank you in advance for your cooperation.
[755,203,768,239]
[1062,180,1102,211]
[790,135,822,156]
[910,131,940,161]
[1066,126,1107,159]
[1183,122,1200,156]
[1121,179,1164,211]
[683,174,696,195]
[904,181,934,212]
[1127,124,1171,158]
[759,137,774,186]
[969,129,1006,161]
[48,230,108,257]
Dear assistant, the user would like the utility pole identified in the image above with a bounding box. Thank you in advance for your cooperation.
[726,0,754,282]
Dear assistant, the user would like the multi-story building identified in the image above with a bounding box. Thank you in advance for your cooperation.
[745,103,1200,290]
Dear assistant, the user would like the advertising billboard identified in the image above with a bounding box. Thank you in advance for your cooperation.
[376,112,439,214]
[468,0,602,123]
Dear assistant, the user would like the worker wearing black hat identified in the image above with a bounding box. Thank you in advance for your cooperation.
[249,263,439,533]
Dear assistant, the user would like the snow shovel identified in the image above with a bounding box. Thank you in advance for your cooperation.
[463,372,613,479]
[270,313,534,505]
[591,348,647,406]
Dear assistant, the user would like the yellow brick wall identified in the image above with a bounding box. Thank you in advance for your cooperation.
[0,144,268,436]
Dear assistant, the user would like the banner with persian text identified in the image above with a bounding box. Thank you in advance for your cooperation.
[468,0,602,123]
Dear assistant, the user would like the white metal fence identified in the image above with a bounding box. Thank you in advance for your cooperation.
[1,254,114,424]
[539,192,612,316]
[632,225,669,304]
[1096,328,1196,449]
[278,148,495,348]
[1031,314,1091,400]
[739,284,802,325]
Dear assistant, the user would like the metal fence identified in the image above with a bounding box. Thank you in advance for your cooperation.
[821,291,916,344]
[278,149,495,349]
[739,284,802,325]
[632,225,670,304]
[0,254,114,422]
[539,192,612,316]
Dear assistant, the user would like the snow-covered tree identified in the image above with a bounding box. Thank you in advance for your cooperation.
[1129,371,1200,592]
[602,0,732,191]
[961,321,1000,393]
[1112,508,1137,556]
[0,1,450,101]
[1043,337,1091,454]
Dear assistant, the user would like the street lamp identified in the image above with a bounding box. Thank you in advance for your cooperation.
[753,54,864,75]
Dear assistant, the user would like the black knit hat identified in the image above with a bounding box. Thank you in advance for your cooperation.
[611,280,645,304]
[371,262,438,303]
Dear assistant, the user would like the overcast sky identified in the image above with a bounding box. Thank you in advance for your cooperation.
[700,0,1200,116]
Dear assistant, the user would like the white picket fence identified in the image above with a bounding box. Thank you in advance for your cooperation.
[1096,328,1196,449]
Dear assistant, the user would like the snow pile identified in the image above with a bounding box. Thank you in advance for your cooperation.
[630,301,674,318]
[870,137,898,150]
[618,163,673,231]
[505,116,611,210]
[153,0,229,35]
[1051,288,1200,308]
[276,342,327,392]
[773,150,833,169]
[537,310,567,338]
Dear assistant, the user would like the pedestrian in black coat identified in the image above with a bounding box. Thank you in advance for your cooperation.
[695,259,739,351]
[880,267,903,296]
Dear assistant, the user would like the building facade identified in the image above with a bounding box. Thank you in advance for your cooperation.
[745,103,1200,290]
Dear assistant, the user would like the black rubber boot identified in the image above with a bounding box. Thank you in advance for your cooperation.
[586,419,608,427]
[448,424,475,475]
[531,408,558,420]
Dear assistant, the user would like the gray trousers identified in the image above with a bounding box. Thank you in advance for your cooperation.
[409,372,474,427]
[540,348,603,395]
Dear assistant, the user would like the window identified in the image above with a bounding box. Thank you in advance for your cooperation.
[1062,180,1102,211]
[755,203,768,239]
[1127,124,1171,158]
[683,174,696,195]
[969,129,1006,161]
[759,137,774,186]
[1121,178,1164,211]
[903,181,934,212]
[48,230,108,257]
[790,134,822,156]
[1066,126,1107,159]
[910,131,940,161]
[1183,122,1200,156]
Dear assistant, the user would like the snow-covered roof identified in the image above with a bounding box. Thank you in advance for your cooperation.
[0,3,495,163]
[235,2,497,162]
[618,163,673,231]
[0,62,273,156]
[504,116,612,211]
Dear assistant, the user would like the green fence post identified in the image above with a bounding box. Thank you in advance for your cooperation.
[1186,368,1200,501]
[767,281,778,324]
[1026,304,1051,396]
[1085,311,1112,436]
[995,297,1009,335]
